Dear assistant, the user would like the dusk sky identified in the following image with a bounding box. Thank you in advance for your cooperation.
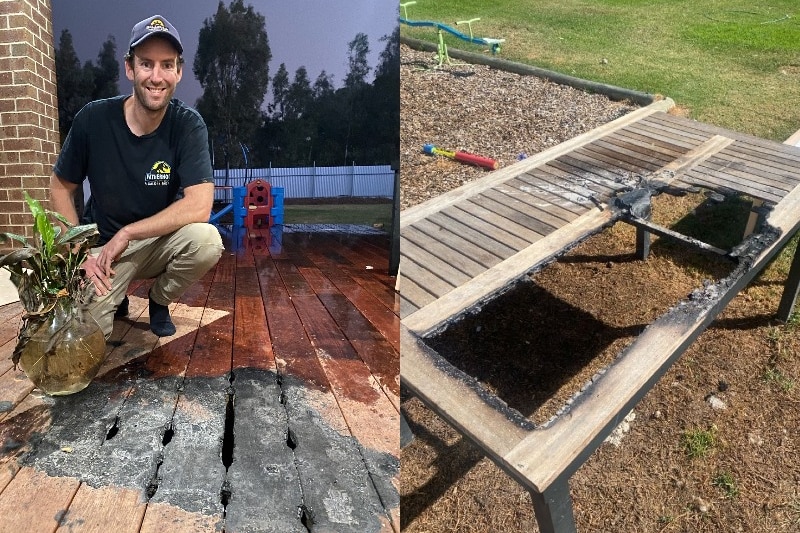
[51,0,398,106]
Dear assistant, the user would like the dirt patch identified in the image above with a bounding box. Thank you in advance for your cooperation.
[401,44,800,532]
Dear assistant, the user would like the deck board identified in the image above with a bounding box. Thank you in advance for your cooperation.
[0,228,398,532]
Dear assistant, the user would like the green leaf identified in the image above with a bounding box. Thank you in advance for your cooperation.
[56,224,99,247]
[0,248,38,268]
[48,210,74,229]
[23,191,45,220]
[0,232,30,248]
[50,252,68,268]
[24,191,55,256]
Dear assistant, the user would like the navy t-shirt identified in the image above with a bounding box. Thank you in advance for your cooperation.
[54,95,213,245]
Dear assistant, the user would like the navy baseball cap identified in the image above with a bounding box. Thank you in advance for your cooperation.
[129,15,183,54]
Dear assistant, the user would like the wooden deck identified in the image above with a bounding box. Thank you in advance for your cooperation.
[0,226,399,533]
[400,100,800,532]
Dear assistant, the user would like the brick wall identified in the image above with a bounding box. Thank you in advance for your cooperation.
[0,0,58,237]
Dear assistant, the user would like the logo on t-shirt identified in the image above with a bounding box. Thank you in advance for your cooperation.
[145,161,172,186]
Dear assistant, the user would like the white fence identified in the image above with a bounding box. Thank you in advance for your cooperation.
[213,164,394,201]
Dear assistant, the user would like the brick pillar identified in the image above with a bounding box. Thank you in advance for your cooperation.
[0,0,58,237]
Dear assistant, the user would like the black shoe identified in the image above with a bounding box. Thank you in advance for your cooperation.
[149,293,176,337]
[115,295,129,318]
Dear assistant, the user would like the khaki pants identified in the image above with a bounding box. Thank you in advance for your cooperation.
[87,222,224,338]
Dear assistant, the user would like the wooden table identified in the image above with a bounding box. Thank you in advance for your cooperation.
[400,100,800,532]
[0,227,399,533]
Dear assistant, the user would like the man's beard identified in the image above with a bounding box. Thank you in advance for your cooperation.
[133,83,172,112]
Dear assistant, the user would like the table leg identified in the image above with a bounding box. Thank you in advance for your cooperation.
[777,241,800,321]
[530,478,578,533]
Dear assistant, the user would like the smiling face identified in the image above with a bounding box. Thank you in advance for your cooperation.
[125,36,183,115]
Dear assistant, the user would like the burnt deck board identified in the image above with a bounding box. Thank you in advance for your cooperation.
[0,228,398,533]
[399,101,800,533]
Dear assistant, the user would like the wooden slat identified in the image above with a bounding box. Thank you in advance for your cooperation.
[413,218,505,269]
[186,252,235,378]
[589,137,673,168]
[401,98,675,228]
[652,134,735,179]
[400,235,470,287]
[223,368,306,533]
[144,377,226,523]
[785,128,800,147]
[59,484,146,532]
[561,149,646,186]
[509,175,590,216]
[498,177,585,221]
[469,193,560,236]
[401,325,529,456]
[0,467,79,531]
[233,249,274,372]
[648,113,800,163]
[681,167,787,203]
[398,256,456,303]
[402,226,486,277]
[256,255,331,388]
[717,144,800,178]
[522,168,608,207]
[483,187,576,228]
[294,293,399,531]
[444,204,533,250]
[544,159,621,197]
[696,156,797,192]
[403,207,614,336]
[577,142,663,174]
[558,151,646,188]
[593,133,678,166]
[317,291,400,407]
[611,127,693,157]
[0,303,22,348]
[139,501,220,533]
[300,247,401,354]
[427,211,518,259]
[459,200,546,243]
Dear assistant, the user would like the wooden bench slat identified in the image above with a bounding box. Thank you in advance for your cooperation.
[444,204,534,250]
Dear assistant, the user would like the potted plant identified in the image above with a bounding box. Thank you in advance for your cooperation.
[0,191,105,395]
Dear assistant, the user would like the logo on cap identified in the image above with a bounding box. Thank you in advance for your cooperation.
[147,19,168,32]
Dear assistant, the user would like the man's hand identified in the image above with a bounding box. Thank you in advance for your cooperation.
[82,255,114,296]
[85,230,129,296]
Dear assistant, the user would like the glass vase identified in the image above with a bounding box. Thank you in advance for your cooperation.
[18,296,107,395]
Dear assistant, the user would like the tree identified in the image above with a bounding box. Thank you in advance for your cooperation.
[269,63,289,118]
[253,29,399,167]
[284,66,313,120]
[366,27,400,166]
[194,0,271,168]
[344,33,370,89]
[313,71,334,100]
[54,29,93,143]
[91,35,119,100]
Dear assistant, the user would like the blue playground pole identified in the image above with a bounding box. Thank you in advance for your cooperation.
[271,187,285,225]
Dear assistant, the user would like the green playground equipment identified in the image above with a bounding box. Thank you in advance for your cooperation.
[399,1,506,67]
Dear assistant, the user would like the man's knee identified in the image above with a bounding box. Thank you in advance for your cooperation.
[179,222,223,269]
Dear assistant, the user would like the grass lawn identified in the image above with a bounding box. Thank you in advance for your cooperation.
[400,0,800,141]
[283,203,393,229]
